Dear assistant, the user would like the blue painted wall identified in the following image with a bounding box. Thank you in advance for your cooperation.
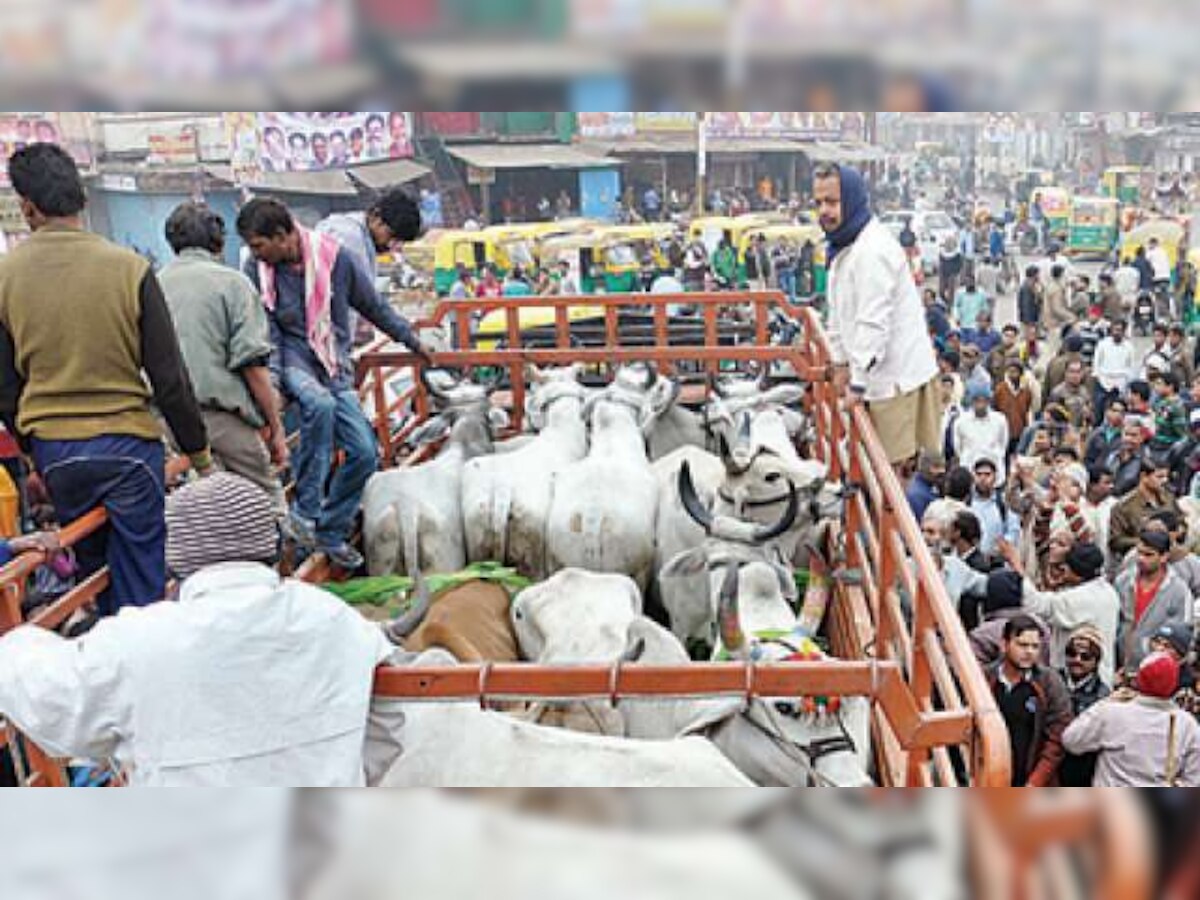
[88,190,243,270]
[579,168,621,222]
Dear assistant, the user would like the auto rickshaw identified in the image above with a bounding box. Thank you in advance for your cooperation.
[1066,196,1119,257]
[599,223,678,286]
[1101,165,1144,205]
[1031,187,1071,242]
[1013,168,1055,205]
[687,212,788,257]
[1119,218,1187,279]
[735,223,827,294]
[432,227,539,295]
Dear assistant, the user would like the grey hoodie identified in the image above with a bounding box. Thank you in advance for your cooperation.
[1115,567,1195,670]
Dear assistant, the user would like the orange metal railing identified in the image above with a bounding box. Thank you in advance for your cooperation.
[3,290,1007,787]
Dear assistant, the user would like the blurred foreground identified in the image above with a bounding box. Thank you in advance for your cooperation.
[2,789,1194,900]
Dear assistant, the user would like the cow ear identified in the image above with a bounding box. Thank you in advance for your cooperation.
[661,547,707,580]
[761,384,805,408]
[648,376,682,416]
[773,563,799,603]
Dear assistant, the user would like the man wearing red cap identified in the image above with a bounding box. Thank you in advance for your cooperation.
[1062,652,1200,786]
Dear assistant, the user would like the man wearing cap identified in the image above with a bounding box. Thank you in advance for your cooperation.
[994,539,1119,686]
[1109,456,1180,557]
[1063,651,1200,785]
[1057,624,1112,787]
[1149,622,1200,720]
[0,471,404,786]
[815,163,941,466]
[984,614,1073,786]
[1116,529,1194,674]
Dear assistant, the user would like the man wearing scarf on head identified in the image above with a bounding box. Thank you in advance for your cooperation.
[815,163,940,467]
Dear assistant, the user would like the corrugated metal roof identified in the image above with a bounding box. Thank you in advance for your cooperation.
[446,143,618,170]
[245,169,358,196]
[349,158,432,189]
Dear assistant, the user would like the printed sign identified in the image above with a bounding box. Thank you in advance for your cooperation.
[256,112,413,174]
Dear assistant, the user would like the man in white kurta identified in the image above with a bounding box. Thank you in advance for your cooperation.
[0,562,396,786]
[816,163,940,464]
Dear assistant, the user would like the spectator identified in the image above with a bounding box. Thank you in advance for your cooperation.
[938,235,963,302]
[961,310,1001,355]
[744,234,771,292]
[159,202,287,513]
[1075,306,1108,367]
[952,274,990,330]
[970,457,1021,556]
[1097,272,1126,324]
[1043,265,1074,336]
[994,359,1034,457]
[1116,530,1194,674]
[986,324,1022,381]
[1063,651,1200,785]
[1167,323,1195,386]
[1085,400,1126,468]
[953,385,1009,483]
[985,614,1073,786]
[1047,359,1094,429]
[906,448,946,524]
[1017,265,1042,360]
[1093,320,1136,420]
[1150,370,1190,452]
[1083,465,1118,570]
[1147,237,1174,317]
[1057,624,1112,787]
[711,237,737,290]
[0,144,211,617]
[996,539,1119,686]
[1133,245,1155,293]
[237,197,429,571]
[1106,421,1148,499]
[970,571,1052,667]
[1109,457,1180,559]
[1043,333,1086,399]
[959,344,992,397]
[1143,324,1172,380]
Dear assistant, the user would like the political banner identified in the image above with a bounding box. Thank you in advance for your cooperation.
[577,112,635,139]
[256,112,413,175]
[0,114,92,188]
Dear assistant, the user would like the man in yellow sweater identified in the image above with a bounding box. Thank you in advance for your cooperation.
[0,144,212,616]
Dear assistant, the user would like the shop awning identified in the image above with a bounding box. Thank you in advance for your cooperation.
[600,135,814,155]
[245,169,359,197]
[348,158,432,190]
[804,141,887,163]
[446,143,618,171]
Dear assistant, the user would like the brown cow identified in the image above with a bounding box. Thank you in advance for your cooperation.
[388,579,520,664]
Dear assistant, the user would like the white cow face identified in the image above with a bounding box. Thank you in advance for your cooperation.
[511,569,643,663]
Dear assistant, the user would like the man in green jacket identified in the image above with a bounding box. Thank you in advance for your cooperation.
[711,237,737,290]
[0,144,211,616]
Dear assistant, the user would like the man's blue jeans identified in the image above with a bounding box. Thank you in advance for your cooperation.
[283,367,379,548]
[31,435,166,617]
[778,268,797,301]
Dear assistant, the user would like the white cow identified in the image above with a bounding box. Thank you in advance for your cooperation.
[362,371,503,576]
[461,365,588,578]
[545,366,659,591]
[640,373,708,460]
[656,462,874,786]
[514,557,873,786]
[377,649,752,787]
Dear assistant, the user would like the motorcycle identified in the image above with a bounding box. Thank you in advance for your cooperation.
[1132,291,1156,337]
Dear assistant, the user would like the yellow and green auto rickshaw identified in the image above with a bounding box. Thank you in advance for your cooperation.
[1066,197,1119,257]
[1120,218,1187,273]
[1013,168,1055,205]
[736,223,828,294]
[1032,187,1071,242]
[1101,166,1144,205]
[432,227,540,295]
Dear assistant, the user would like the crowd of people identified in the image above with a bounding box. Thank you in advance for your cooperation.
[909,231,1200,787]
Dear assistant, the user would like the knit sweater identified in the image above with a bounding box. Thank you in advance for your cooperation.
[0,226,208,461]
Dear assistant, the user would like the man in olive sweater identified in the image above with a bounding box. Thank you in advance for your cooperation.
[0,144,211,616]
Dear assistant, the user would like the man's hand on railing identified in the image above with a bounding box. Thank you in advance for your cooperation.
[8,531,61,557]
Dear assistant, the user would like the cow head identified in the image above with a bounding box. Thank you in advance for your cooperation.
[511,568,644,665]
[524,365,587,432]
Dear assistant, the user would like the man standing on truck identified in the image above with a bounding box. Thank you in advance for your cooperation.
[814,162,940,467]
[0,144,212,616]
[238,197,430,571]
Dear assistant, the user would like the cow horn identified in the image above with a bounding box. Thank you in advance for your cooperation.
[753,481,800,544]
[388,569,433,641]
[678,461,714,534]
[621,636,647,664]
[717,563,748,659]
[639,361,657,390]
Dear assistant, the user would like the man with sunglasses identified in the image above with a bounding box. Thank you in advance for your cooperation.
[1057,625,1111,787]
